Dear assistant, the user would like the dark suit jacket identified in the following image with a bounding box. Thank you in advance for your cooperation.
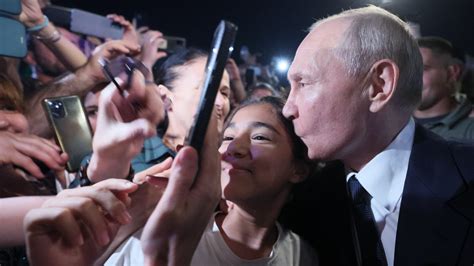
[280,125,474,266]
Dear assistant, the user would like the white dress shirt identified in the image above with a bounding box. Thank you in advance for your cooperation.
[346,118,415,266]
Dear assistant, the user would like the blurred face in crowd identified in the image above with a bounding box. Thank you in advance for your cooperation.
[84,90,101,133]
[219,103,303,205]
[417,47,457,111]
[0,74,28,134]
[164,56,231,146]
[283,19,371,161]
[0,110,29,134]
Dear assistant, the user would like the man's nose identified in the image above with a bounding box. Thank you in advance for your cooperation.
[283,91,298,120]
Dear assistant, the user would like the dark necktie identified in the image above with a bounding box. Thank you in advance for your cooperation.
[348,176,388,266]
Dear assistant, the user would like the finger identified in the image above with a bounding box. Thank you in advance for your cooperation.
[24,207,84,247]
[54,182,134,225]
[161,146,199,207]
[10,150,45,178]
[133,157,173,183]
[44,196,111,246]
[145,175,169,188]
[92,178,138,208]
[13,138,64,171]
[125,70,147,103]
[92,178,138,193]
[147,31,164,40]
[102,78,138,123]
[115,118,156,143]
[193,109,220,190]
[137,26,150,34]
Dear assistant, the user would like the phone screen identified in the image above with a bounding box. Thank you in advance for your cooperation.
[184,20,238,154]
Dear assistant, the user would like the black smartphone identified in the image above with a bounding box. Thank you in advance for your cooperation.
[42,96,93,172]
[184,20,238,153]
[43,5,124,40]
[0,15,27,58]
[158,36,186,54]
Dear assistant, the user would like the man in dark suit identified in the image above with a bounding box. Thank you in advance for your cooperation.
[282,5,474,266]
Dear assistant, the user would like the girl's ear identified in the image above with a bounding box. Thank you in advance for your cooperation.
[289,161,310,184]
[158,85,173,111]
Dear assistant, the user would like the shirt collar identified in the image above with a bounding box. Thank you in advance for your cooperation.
[346,118,415,213]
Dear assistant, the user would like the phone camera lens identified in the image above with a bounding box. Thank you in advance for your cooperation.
[48,100,66,118]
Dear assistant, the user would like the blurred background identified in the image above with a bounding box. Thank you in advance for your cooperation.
[52,0,474,62]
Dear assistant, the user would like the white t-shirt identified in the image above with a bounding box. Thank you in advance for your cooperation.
[106,217,318,266]
[191,220,318,266]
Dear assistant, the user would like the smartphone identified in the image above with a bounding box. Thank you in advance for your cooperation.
[158,36,186,54]
[184,20,238,154]
[0,15,27,58]
[43,5,124,40]
[0,0,21,15]
[42,96,93,172]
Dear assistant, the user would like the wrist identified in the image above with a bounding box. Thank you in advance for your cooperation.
[87,154,132,183]
[24,14,47,29]
[30,23,61,44]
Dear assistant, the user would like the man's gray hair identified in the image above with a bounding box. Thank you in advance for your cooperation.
[310,6,423,111]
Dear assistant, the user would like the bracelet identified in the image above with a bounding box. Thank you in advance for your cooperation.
[27,15,49,32]
[33,29,62,44]
[78,161,135,186]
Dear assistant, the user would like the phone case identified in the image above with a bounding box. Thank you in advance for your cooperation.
[42,96,93,172]
[184,20,238,154]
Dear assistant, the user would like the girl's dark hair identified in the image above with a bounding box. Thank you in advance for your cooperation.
[153,48,208,91]
[224,96,310,166]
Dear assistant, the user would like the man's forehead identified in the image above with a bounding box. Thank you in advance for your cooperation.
[289,19,350,77]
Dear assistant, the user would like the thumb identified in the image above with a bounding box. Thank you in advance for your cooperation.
[161,146,198,206]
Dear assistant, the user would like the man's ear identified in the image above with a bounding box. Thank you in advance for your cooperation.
[289,161,310,184]
[447,63,462,83]
[367,59,399,113]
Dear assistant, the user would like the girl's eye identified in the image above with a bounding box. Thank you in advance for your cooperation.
[253,135,270,141]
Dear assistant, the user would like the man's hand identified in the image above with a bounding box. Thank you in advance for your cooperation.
[141,114,221,266]
[0,131,68,178]
[24,179,138,266]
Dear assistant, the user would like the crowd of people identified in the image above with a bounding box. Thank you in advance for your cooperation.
[0,0,473,265]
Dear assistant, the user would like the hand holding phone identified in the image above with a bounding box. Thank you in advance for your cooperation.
[42,96,93,172]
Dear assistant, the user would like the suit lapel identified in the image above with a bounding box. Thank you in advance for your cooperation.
[394,126,472,266]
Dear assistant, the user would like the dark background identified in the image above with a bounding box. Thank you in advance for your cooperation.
[53,0,474,64]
